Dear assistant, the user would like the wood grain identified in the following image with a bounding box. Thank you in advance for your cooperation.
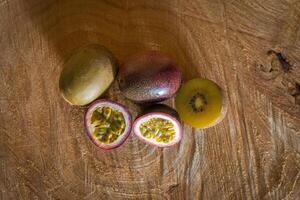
[1,0,300,199]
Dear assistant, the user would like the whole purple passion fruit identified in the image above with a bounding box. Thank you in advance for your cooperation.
[59,44,118,106]
[84,100,132,150]
[118,51,182,103]
[133,104,183,147]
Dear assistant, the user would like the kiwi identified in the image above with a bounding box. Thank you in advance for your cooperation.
[59,44,118,106]
[175,78,227,128]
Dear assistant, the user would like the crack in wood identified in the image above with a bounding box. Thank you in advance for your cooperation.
[290,83,300,105]
[291,83,300,97]
[267,50,293,73]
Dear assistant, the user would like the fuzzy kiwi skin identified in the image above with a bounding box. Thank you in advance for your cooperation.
[59,44,118,106]
[118,51,182,103]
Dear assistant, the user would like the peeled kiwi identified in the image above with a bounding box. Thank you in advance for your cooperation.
[175,78,227,128]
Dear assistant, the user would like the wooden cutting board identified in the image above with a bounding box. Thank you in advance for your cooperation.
[1,0,299,199]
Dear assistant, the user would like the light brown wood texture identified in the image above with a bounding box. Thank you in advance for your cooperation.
[1,0,300,199]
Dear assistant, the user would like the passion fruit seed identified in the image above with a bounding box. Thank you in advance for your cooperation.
[139,118,175,143]
[189,92,208,112]
[90,106,125,144]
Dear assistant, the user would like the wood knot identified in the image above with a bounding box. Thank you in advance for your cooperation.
[256,50,299,106]
[267,50,293,73]
[257,63,279,80]
[257,50,295,80]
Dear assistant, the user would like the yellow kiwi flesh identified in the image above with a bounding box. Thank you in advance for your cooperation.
[175,78,226,128]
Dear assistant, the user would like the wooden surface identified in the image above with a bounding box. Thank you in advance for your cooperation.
[1,0,300,199]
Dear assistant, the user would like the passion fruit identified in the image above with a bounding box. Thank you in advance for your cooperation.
[59,44,118,106]
[118,51,182,103]
[84,100,132,150]
[175,78,227,128]
[133,104,182,147]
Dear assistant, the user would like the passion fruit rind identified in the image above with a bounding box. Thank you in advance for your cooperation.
[140,104,180,121]
[133,104,183,148]
[84,99,132,150]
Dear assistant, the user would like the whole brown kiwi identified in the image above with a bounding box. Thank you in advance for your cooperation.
[59,44,118,106]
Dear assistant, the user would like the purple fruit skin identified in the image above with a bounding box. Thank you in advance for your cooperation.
[118,51,182,103]
[141,104,180,121]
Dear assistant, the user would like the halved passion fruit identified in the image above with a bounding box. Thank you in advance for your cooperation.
[84,100,132,150]
[133,104,182,147]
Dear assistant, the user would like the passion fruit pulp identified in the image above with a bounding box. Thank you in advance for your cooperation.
[59,44,118,106]
[84,100,132,150]
[133,104,182,147]
[118,51,182,103]
[175,78,227,128]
